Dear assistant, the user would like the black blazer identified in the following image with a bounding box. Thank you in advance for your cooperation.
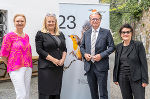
[113,40,149,84]
[35,31,67,68]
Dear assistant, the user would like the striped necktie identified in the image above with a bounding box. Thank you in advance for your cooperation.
[91,30,97,62]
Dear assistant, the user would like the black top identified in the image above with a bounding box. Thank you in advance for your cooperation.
[35,31,67,68]
[119,45,130,75]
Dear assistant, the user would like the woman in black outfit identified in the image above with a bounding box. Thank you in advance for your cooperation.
[35,13,67,99]
[113,24,148,99]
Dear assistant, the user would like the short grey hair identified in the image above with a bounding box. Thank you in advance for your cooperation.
[89,12,102,20]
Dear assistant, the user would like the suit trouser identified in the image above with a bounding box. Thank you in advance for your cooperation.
[9,67,32,99]
[39,93,60,99]
[118,74,145,99]
[87,63,108,99]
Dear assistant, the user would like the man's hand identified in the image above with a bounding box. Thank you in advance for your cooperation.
[93,54,102,62]
[84,53,92,61]
[114,82,119,85]
[142,83,148,87]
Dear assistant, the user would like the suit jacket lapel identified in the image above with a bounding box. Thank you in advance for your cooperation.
[47,33,59,47]
[87,29,92,54]
[117,43,123,63]
[118,40,134,58]
[95,28,103,45]
[126,40,134,57]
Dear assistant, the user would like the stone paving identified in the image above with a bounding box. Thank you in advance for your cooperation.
[0,53,149,99]
[0,77,38,99]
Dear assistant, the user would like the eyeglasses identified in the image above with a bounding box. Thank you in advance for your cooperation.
[90,18,100,21]
[46,13,56,17]
[121,31,131,34]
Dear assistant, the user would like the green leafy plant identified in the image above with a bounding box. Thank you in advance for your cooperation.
[101,0,150,45]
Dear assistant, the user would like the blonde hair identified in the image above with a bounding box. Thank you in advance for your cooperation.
[13,14,26,22]
[41,13,59,35]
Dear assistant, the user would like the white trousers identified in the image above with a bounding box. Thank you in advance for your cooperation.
[9,67,32,99]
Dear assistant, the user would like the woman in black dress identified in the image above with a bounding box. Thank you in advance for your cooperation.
[113,24,148,99]
[35,13,67,99]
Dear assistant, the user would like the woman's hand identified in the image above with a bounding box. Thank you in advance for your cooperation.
[52,58,60,66]
[142,83,148,87]
[58,52,66,66]
[46,55,59,66]
[114,82,119,85]
[58,59,64,66]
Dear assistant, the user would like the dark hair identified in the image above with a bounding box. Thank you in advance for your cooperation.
[119,24,133,34]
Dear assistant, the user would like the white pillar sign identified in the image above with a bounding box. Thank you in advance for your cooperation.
[59,3,110,99]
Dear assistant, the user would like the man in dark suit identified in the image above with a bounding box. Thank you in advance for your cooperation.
[80,11,115,99]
